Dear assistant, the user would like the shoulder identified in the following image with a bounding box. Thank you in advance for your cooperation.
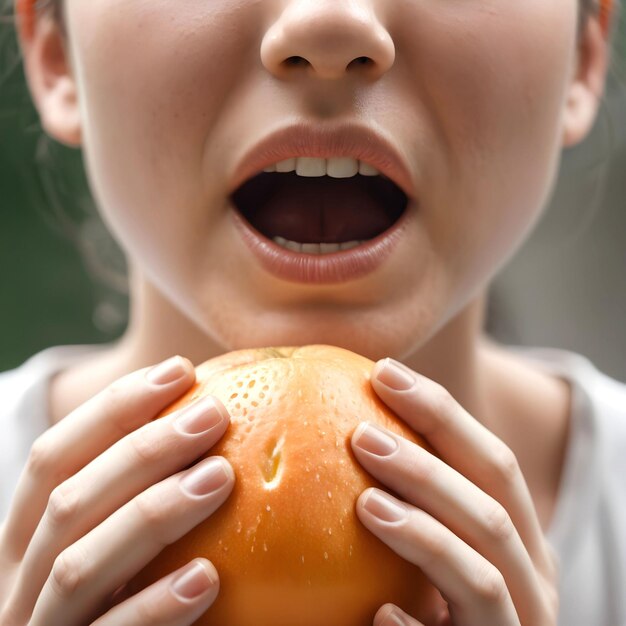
[584,364,626,477]
[584,362,626,421]
[1,346,85,403]
[507,344,626,475]
[0,343,111,423]
[507,344,626,424]
[563,351,626,452]
[0,349,57,419]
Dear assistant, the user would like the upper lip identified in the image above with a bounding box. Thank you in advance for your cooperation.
[229,122,416,200]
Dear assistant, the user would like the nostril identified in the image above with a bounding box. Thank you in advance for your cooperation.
[282,54,373,77]
[284,56,309,67]
[347,56,373,70]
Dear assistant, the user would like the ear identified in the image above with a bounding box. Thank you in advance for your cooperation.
[15,0,81,147]
[562,12,611,148]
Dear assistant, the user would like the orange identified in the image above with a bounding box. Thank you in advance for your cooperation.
[128,345,437,625]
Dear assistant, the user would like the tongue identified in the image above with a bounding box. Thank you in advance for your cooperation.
[251,175,395,243]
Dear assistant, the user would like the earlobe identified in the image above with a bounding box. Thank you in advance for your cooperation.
[39,74,82,147]
[561,16,610,148]
[562,83,599,148]
[16,0,82,147]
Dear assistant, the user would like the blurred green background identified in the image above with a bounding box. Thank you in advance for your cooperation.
[1,14,625,381]
[0,20,128,372]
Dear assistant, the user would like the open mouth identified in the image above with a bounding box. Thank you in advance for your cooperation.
[231,157,409,254]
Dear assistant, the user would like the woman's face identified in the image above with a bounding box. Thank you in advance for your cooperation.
[49,0,597,358]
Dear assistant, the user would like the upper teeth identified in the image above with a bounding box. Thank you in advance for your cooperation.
[263,157,380,178]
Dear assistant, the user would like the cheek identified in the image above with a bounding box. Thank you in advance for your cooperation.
[393,0,577,288]
[67,0,257,263]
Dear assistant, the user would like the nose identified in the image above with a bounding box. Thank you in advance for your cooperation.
[260,0,395,81]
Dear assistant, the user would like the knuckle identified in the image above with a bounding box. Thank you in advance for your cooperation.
[407,450,437,486]
[491,443,520,483]
[428,384,456,432]
[27,435,56,480]
[103,378,128,413]
[127,427,168,465]
[46,481,81,528]
[102,376,148,437]
[104,374,171,439]
[483,500,514,543]
[133,489,167,529]
[50,546,89,599]
[420,529,449,567]
[472,564,508,604]
[433,383,457,413]
[133,489,179,547]
[134,594,164,623]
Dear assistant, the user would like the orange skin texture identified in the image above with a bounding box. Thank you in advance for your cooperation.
[128,345,438,625]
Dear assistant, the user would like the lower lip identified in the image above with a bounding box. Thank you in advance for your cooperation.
[231,202,414,285]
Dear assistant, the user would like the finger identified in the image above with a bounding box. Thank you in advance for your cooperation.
[351,422,548,624]
[357,488,521,626]
[370,358,551,574]
[29,456,234,626]
[1,355,196,562]
[6,395,230,621]
[374,603,425,626]
[91,559,219,626]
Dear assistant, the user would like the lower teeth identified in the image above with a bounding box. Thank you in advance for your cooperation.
[272,236,369,254]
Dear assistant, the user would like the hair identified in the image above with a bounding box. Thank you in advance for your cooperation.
[0,0,623,337]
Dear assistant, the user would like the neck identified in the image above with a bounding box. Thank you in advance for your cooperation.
[119,264,493,407]
[112,265,227,369]
[403,291,490,423]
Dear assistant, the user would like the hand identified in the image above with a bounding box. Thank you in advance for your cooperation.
[0,356,235,626]
[351,358,559,626]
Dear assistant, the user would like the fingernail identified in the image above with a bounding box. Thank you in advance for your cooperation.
[363,489,408,523]
[380,608,408,626]
[376,358,415,391]
[171,560,217,599]
[174,397,226,435]
[181,458,231,497]
[146,356,189,385]
[354,422,398,456]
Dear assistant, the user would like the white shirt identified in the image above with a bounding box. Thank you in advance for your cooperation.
[0,343,624,625]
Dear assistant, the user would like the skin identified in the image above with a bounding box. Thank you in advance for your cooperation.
[1,0,610,623]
